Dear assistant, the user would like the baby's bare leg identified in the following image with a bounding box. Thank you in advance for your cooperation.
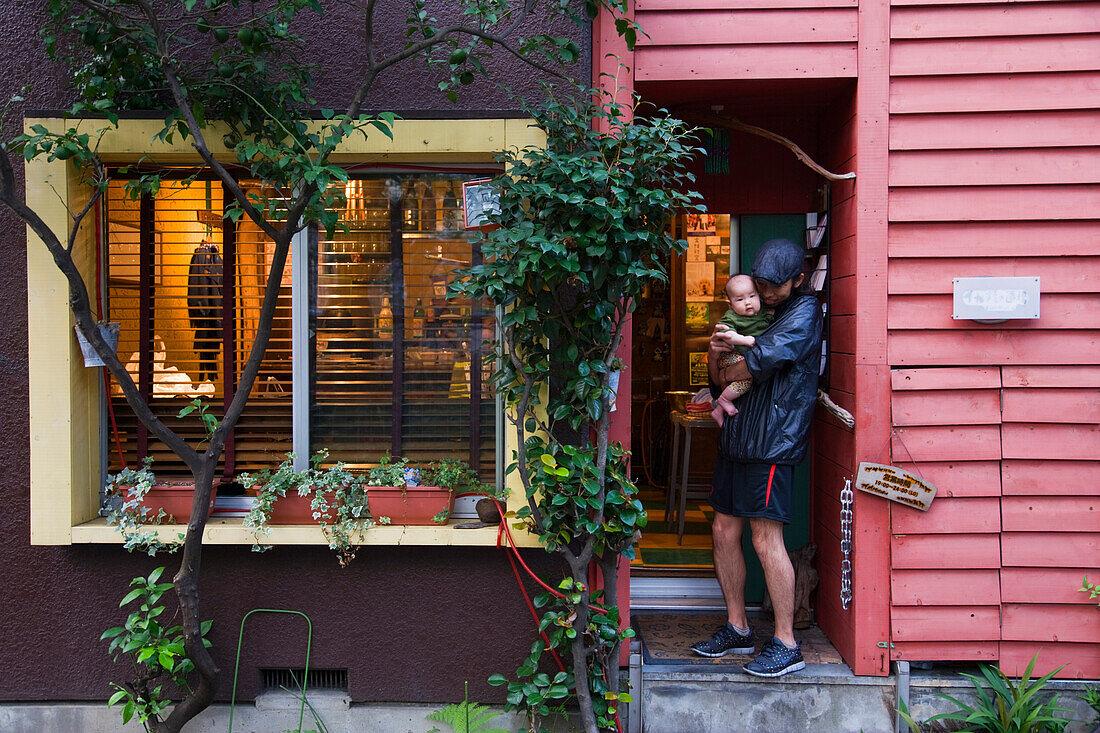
[711,398,731,427]
[711,376,752,426]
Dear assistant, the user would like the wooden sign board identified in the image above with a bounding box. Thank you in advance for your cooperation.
[855,462,937,511]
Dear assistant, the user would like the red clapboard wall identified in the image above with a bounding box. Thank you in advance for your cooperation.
[888,368,1004,664]
[812,89,859,669]
[633,0,858,82]
[887,0,1100,678]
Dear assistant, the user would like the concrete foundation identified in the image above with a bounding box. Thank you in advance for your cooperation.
[635,662,1099,733]
[0,692,580,733]
[639,663,896,733]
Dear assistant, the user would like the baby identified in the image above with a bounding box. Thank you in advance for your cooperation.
[711,274,773,426]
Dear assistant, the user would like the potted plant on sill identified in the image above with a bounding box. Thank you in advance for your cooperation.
[240,450,371,566]
[365,455,466,526]
[104,457,215,555]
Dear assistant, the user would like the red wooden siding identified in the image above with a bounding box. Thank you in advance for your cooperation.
[1003,459,1100,496]
[812,90,867,672]
[890,72,1100,114]
[631,0,1099,678]
[887,369,1002,657]
[634,1,858,81]
[888,0,1100,677]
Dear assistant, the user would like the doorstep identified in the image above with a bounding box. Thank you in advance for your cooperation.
[631,610,892,733]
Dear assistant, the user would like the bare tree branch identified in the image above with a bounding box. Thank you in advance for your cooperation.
[0,148,199,469]
[685,110,856,182]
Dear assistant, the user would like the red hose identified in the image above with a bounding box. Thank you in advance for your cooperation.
[493,499,623,733]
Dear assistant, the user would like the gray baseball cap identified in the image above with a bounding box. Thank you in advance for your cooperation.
[751,238,804,285]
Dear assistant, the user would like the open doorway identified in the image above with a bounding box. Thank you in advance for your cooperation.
[628,79,854,613]
[630,214,820,591]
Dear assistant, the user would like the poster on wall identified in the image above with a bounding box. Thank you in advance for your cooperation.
[685,302,710,332]
[685,261,715,299]
[688,352,709,386]
[686,233,720,262]
[685,213,717,233]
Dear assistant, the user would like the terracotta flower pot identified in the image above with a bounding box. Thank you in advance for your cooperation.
[367,485,454,525]
[267,491,317,525]
[128,482,215,522]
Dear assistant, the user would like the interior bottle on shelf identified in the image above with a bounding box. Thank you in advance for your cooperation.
[411,298,426,339]
[378,296,393,339]
[441,182,459,232]
[403,184,420,231]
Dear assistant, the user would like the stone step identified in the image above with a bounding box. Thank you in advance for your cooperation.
[639,663,896,733]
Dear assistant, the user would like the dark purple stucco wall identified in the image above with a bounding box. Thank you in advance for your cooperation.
[0,0,587,703]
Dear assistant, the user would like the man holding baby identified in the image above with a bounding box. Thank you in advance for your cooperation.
[690,238,823,678]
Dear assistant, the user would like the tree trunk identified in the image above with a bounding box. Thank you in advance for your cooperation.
[158,463,220,733]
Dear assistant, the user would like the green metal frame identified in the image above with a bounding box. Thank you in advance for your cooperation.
[228,608,313,733]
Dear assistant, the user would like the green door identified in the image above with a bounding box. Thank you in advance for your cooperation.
[738,214,811,603]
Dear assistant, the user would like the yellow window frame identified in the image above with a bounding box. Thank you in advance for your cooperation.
[26,116,543,547]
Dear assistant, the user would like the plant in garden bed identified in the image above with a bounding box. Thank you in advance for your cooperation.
[454,83,703,733]
[101,567,213,732]
[241,450,370,566]
[427,681,509,733]
[1082,684,1100,727]
[897,654,1070,733]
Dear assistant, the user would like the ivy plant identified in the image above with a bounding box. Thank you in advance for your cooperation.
[104,457,185,557]
[241,450,370,566]
[454,83,703,733]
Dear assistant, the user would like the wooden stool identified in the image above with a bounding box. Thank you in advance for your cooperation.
[666,410,720,544]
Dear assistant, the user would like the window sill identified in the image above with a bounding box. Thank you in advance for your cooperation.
[70,518,543,548]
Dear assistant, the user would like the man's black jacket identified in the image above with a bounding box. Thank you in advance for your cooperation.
[714,293,823,465]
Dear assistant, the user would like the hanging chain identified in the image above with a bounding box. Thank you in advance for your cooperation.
[840,478,854,610]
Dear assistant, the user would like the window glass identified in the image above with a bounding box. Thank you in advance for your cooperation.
[106,178,292,477]
[105,171,496,481]
[311,174,495,477]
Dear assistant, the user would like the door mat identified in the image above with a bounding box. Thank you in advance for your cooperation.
[636,547,714,569]
[632,611,843,666]
[632,611,767,666]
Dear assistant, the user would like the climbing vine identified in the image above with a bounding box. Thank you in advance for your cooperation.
[454,83,704,733]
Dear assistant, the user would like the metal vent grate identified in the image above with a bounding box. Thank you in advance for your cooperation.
[260,668,348,692]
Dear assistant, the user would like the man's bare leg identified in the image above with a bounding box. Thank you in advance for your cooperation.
[712,512,749,629]
[750,517,796,646]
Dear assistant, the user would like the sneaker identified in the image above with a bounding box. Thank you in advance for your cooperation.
[743,637,805,677]
[691,623,754,658]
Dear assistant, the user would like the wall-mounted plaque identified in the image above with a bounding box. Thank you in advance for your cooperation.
[855,462,937,511]
[953,276,1040,322]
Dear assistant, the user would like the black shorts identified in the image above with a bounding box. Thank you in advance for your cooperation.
[709,456,794,524]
